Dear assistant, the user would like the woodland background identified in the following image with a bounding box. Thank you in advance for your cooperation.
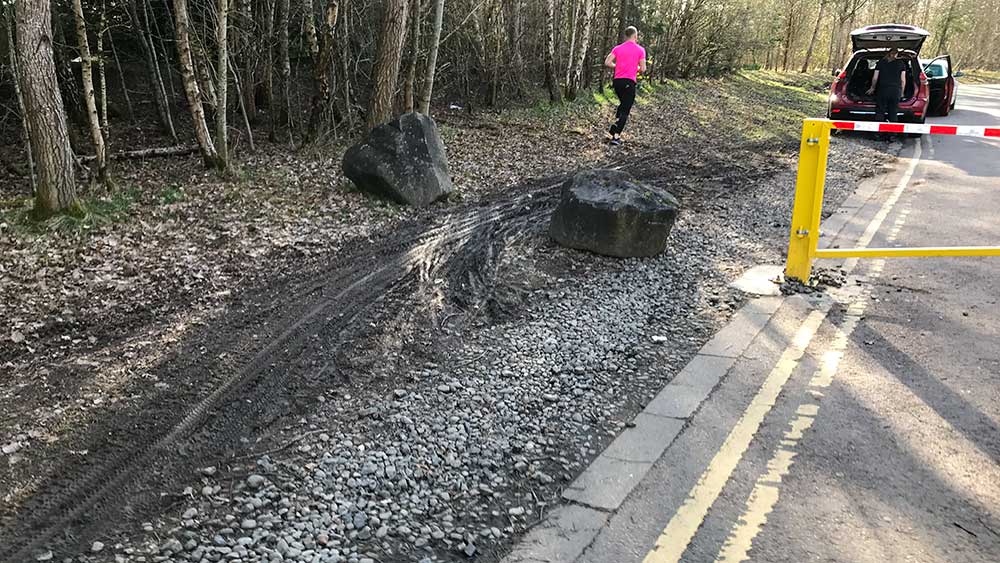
[1,0,999,216]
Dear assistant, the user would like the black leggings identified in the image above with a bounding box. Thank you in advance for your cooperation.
[610,78,637,135]
[875,90,900,123]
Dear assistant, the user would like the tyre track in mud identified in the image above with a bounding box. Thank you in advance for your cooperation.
[0,179,563,563]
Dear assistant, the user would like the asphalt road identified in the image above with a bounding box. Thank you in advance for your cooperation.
[575,84,1000,563]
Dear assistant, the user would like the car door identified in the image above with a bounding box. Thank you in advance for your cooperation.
[922,55,953,114]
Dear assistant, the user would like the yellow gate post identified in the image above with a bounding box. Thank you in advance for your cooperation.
[785,119,833,282]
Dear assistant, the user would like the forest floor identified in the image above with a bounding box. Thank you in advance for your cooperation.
[0,71,897,563]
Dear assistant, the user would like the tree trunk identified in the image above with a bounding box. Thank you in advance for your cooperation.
[601,0,613,81]
[230,55,255,150]
[303,0,320,58]
[403,0,423,113]
[52,6,85,129]
[618,0,629,34]
[173,0,223,168]
[276,0,291,134]
[71,0,109,185]
[98,0,109,132]
[544,0,562,103]
[417,0,444,114]
[781,7,794,71]
[14,0,80,216]
[566,0,594,99]
[368,0,409,128]
[800,0,827,72]
[504,0,525,97]
[128,0,176,140]
[306,0,340,140]
[107,22,134,121]
[5,5,37,194]
[237,0,256,122]
[194,42,218,110]
[264,0,276,138]
[217,0,230,168]
[148,0,180,112]
[338,0,354,128]
[565,0,580,86]
[936,1,957,54]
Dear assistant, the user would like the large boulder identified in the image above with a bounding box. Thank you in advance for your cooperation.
[342,112,453,206]
[549,169,680,258]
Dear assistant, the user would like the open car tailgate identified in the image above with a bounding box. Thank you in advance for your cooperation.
[851,24,929,53]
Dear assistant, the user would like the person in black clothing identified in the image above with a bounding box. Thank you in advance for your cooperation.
[866,48,908,124]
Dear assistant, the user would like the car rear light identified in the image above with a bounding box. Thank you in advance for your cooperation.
[832,109,841,113]
[919,72,928,84]
[838,70,847,80]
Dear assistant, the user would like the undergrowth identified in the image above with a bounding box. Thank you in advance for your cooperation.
[1,189,137,235]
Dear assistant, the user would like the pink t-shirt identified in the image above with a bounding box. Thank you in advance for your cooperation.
[612,41,646,81]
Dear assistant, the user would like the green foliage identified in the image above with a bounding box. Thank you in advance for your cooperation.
[159,185,185,205]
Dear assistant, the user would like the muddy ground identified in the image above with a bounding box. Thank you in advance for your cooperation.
[0,72,896,562]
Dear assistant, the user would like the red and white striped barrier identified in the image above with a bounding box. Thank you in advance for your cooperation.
[832,120,1000,137]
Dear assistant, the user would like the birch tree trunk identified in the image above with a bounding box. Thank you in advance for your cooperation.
[217,0,229,168]
[368,0,409,128]
[800,0,827,72]
[566,0,594,99]
[565,0,580,86]
[173,0,223,169]
[403,0,423,113]
[417,0,444,114]
[71,0,109,185]
[98,0,109,132]
[14,0,80,216]
[544,0,562,103]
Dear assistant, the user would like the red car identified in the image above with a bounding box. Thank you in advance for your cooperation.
[827,24,931,124]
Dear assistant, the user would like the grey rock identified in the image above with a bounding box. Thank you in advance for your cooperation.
[342,113,453,207]
[246,475,266,489]
[549,169,680,257]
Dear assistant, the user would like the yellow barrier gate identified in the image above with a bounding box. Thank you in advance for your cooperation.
[784,118,1000,282]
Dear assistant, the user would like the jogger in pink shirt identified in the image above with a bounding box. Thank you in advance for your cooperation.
[604,26,647,145]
